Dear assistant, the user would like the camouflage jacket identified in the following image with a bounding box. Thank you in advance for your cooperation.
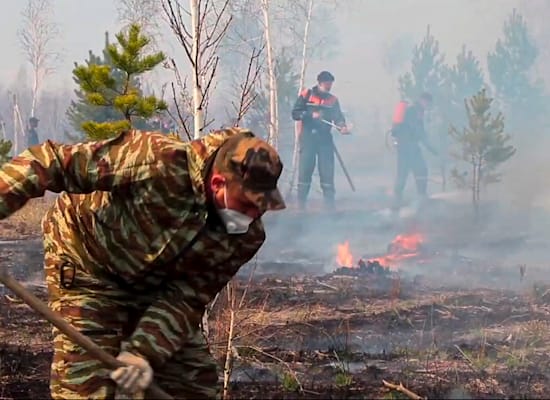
[0,128,266,367]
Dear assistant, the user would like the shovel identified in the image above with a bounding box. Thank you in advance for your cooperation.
[320,119,356,192]
[0,269,173,400]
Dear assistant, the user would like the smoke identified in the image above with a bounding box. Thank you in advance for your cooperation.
[257,0,550,285]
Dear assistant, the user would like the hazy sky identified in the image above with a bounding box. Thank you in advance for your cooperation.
[0,0,537,109]
[0,0,120,90]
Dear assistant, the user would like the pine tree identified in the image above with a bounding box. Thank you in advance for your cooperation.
[398,25,447,102]
[449,89,516,214]
[65,33,123,141]
[445,45,485,127]
[487,9,546,132]
[68,24,167,140]
[440,46,486,183]
[399,25,448,189]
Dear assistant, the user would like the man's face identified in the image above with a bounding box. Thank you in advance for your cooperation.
[318,81,333,93]
[210,173,263,219]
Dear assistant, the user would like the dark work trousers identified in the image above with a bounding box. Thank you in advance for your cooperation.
[297,130,335,208]
[393,142,428,205]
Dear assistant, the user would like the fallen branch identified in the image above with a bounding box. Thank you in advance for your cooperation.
[315,280,339,291]
[382,379,426,400]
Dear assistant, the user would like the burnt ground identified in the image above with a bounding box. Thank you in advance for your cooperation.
[2,266,550,399]
[2,198,550,399]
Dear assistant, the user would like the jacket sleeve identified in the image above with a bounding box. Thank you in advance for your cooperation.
[404,106,437,153]
[402,106,423,138]
[291,91,312,122]
[332,99,346,126]
[0,130,166,219]
[125,226,266,367]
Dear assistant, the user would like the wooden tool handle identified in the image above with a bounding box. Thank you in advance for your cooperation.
[0,272,173,400]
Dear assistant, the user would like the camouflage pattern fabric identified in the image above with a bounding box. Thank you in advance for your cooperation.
[47,261,219,399]
[0,127,278,398]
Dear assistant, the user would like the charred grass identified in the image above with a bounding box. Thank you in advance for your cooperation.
[1,271,550,399]
[0,197,53,240]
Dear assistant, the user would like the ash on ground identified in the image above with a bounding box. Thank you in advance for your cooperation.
[332,259,391,277]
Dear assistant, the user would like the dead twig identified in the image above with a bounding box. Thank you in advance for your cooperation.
[166,58,192,140]
[238,345,304,392]
[382,379,426,400]
[315,280,339,291]
[453,344,483,375]
[232,45,264,127]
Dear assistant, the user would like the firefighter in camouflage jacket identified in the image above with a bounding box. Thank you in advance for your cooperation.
[0,127,285,399]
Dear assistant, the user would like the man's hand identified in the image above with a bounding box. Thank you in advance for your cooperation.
[338,124,352,135]
[311,111,321,119]
[110,351,154,394]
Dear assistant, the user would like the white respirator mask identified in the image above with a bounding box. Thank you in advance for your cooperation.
[217,188,254,234]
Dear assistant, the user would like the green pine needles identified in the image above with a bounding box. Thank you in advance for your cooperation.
[449,89,516,211]
[70,24,167,140]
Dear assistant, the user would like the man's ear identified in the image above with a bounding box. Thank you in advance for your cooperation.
[210,173,226,193]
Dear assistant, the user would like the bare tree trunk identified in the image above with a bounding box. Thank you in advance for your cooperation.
[190,0,205,139]
[261,0,279,148]
[12,94,26,155]
[31,69,39,118]
[472,155,480,218]
[0,120,6,141]
[472,156,477,207]
[162,0,231,138]
[12,96,19,155]
[18,0,60,121]
[222,282,236,400]
[288,0,314,196]
[475,157,482,206]
[297,0,314,92]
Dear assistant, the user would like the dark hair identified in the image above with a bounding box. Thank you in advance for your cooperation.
[419,92,433,102]
[317,71,335,83]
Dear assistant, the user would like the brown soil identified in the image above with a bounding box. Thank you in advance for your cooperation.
[1,197,549,398]
[0,197,52,240]
[2,268,550,399]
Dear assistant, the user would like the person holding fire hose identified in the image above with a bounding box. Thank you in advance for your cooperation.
[390,92,438,211]
[0,127,285,398]
[291,70,350,211]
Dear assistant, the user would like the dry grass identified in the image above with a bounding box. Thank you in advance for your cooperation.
[0,197,54,239]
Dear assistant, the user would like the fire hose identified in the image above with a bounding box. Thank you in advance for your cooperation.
[0,269,173,400]
[320,119,356,192]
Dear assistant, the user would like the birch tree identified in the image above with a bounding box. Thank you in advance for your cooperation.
[17,0,60,119]
[117,0,162,39]
[284,0,340,197]
[230,46,264,127]
[162,0,232,139]
[260,0,279,148]
[287,0,313,196]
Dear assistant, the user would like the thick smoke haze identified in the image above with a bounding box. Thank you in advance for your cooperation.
[0,0,548,281]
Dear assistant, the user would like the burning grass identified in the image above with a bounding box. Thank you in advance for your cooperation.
[335,232,427,272]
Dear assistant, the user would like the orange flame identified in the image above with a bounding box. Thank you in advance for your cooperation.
[336,233,424,269]
[336,241,353,267]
